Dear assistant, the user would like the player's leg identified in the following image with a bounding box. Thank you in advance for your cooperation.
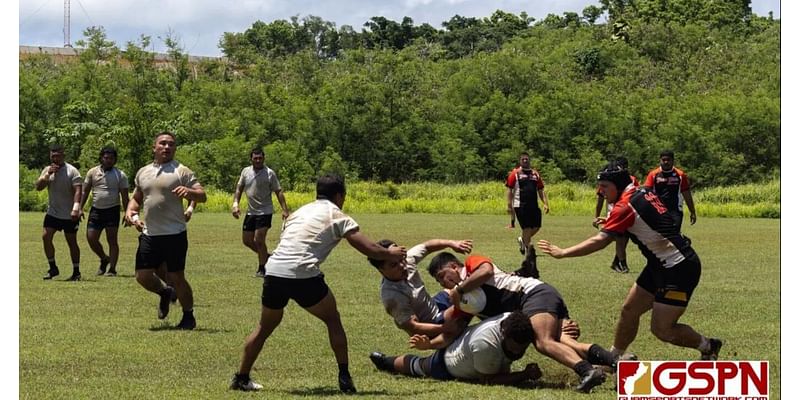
[232,305,284,391]
[303,282,356,393]
[64,227,81,280]
[612,283,654,355]
[253,224,270,276]
[105,226,120,274]
[41,223,59,279]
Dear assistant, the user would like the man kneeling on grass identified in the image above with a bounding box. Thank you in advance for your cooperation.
[369,311,543,386]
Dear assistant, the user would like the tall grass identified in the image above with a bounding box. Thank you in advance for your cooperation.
[194,180,780,218]
[19,167,780,218]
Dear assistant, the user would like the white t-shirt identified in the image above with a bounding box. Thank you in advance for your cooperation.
[236,166,282,215]
[40,163,82,219]
[134,160,198,236]
[380,244,443,327]
[84,166,129,209]
[445,313,513,379]
[265,199,359,279]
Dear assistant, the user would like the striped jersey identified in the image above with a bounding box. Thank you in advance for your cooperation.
[602,185,696,268]
[459,255,543,319]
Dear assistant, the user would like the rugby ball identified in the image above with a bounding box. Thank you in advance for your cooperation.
[458,288,487,315]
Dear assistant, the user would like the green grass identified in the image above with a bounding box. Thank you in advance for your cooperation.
[19,212,780,399]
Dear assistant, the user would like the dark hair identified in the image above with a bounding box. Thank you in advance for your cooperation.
[597,161,632,192]
[155,131,176,141]
[367,239,397,269]
[519,152,530,158]
[427,252,460,278]
[660,149,674,159]
[316,174,346,200]
[500,310,534,343]
[49,143,65,153]
[250,148,265,158]
[614,156,629,169]
[99,146,118,160]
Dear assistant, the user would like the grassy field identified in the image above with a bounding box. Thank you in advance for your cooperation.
[19,212,780,399]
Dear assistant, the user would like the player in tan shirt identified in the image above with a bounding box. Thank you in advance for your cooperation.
[35,144,83,281]
[80,147,129,276]
[125,132,207,330]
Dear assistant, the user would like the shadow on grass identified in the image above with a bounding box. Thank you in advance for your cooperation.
[147,322,232,334]
[285,387,421,397]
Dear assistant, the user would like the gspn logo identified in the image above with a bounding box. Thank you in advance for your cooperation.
[617,361,768,399]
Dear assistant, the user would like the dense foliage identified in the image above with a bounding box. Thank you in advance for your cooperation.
[19,0,779,194]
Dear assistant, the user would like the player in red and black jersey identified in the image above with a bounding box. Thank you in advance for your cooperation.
[538,161,722,362]
[593,156,639,273]
[643,150,697,230]
[506,152,549,278]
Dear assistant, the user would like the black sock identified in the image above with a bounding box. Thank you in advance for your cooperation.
[587,344,617,367]
[235,373,250,381]
[184,309,194,317]
[620,259,628,267]
[48,260,57,270]
[573,360,593,377]
[258,263,265,271]
[338,363,350,377]
[612,255,619,264]
[73,266,80,274]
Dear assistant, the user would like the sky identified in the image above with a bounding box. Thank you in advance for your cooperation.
[19,0,782,57]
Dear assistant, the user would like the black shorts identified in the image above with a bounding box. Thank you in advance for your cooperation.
[87,205,121,231]
[520,283,569,320]
[135,231,188,272]
[43,214,79,234]
[243,214,272,232]
[262,274,329,309]
[514,205,542,229]
[636,255,701,307]
[428,349,455,381]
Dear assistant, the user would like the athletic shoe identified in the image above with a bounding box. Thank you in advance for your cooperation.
[67,272,82,281]
[700,338,723,360]
[176,313,196,330]
[513,246,540,279]
[254,270,266,278]
[43,268,59,280]
[105,270,117,277]
[517,237,525,255]
[369,352,393,372]
[96,258,109,275]
[575,367,606,393]
[610,260,629,273]
[158,286,175,320]
[338,374,357,394]
[229,374,263,391]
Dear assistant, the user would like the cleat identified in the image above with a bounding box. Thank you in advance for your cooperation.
[67,273,82,281]
[106,270,117,277]
[338,374,357,394]
[700,338,723,360]
[369,352,393,372]
[610,260,629,273]
[158,286,175,319]
[176,314,196,330]
[576,367,605,393]
[517,237,525,255]
[254,270,266,278]
[513,246,539,279]
[229,375,263,391]
[43,268,60,280]
[96,259,109,275]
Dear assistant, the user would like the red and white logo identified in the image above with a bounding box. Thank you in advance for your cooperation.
[617,361,769,399]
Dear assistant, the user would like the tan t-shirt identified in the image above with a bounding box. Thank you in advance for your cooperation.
[236,166,282,215]
[380,244,443,327]
[84,166,129,209]
[134,160,198,236]
[40,163,82,219]
[265,199,359,279]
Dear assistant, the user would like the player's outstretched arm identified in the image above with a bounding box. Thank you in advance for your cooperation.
[538,233,614,259]
[345,229,406,262]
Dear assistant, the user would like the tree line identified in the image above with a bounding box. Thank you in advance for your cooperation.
[19,0,779,197]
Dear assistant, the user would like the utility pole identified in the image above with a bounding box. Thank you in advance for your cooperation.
[63,0,71,47]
